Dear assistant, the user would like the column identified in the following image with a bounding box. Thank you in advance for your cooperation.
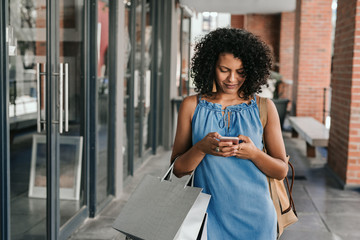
[293,0,333,121]
[328,0,360,187]
[279,11,295,103]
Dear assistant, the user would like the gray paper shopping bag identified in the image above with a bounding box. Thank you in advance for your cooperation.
[112,174,210,240]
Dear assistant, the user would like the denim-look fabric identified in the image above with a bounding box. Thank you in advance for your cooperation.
[192,95,276,240]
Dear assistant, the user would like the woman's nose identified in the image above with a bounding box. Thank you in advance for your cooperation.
[229,72,236,82]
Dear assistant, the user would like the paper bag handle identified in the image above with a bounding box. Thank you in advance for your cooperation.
[161,159,194,188]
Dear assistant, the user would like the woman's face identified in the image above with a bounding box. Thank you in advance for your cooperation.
[215,53,245,95]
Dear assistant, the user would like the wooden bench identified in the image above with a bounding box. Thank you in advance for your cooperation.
[288,116,329,157]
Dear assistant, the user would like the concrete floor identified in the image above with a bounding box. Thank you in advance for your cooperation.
[69,132,360,240]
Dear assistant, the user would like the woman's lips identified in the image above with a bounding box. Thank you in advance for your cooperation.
[225,84,238,89]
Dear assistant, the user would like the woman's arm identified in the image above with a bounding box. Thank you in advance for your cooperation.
[235,99,288,180]
[171,95,238,178]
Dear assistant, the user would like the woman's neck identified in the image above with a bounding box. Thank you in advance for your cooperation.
[205,92,252,106]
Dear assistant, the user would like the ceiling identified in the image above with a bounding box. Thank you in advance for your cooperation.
[179,0,296,14]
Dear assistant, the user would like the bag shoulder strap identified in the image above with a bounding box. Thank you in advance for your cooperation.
[257,96,297,216]
[196,94,202,105]
[257,95,268,129]
[257,96,268,151]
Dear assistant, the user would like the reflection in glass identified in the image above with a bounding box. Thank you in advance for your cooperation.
[35,142,46,187]
[58,0,86,226]
[177,13,192,97]
[28,135,83,201]
[123,0,131,179]
[156,0,164,146]
[9,0,47,238]
[133,0,143,169]
[9,0,86,237]
[134,0,153,168]
[181,17,191,96]
[124,0,154,175]
[176,9,182,96]
[143,0,153,155]
[96,0,110,206]
[59,144,77,188]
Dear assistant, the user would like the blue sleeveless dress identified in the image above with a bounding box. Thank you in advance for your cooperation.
[192,95,277,240]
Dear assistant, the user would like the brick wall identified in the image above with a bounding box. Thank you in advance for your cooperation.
[231,14,281,63]
[231,15,245,29]
[279,12,295,104]
[293,0,333,121]
[246,14,281,63]
[328,0,360,186]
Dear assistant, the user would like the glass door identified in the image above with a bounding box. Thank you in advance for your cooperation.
[8,0,86,238]
[123,0,132,179]
[133,0,144,169]
[133,0,153,169]
[8,1,50,238]
[58,0,86,228]
[96,0,110,208]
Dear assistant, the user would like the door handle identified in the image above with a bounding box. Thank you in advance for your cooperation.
[59,63,63,133]
[36,63,41,132]
[36,63,69,134]
[65,63,69,132]
[59,63,69,134]
[36,63,46,133]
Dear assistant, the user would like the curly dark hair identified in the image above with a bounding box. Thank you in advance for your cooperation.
[191,28,273,100]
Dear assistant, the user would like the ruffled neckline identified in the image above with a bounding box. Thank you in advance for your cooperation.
[199,98,256,111]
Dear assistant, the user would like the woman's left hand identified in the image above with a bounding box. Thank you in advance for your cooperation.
[234,135,261,160]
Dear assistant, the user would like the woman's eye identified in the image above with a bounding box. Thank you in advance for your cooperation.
[237,71,245,76]
[220,69,228,73]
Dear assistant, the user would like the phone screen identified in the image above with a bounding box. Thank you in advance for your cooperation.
[219,137,239,145]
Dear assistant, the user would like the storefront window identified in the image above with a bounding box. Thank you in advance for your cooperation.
[123,0,131,178]
[181,17,191,96]
[8,0,86,237]
[176,9,192,97]
[96,0,110,206]
[127,0,154,172]
[202,12,218,32]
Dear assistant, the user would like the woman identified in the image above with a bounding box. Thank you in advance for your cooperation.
[171,28,288,239]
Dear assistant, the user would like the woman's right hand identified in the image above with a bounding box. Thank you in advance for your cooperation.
[194,132,238,157]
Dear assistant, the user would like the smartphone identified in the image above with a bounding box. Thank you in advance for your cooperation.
[219,137,239,145]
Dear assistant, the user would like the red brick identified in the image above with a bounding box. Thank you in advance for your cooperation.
[348,179,360,184]
[329,0,360,186]
[294,0,332,121]
[231,15,245,29]
[279,11,295,88]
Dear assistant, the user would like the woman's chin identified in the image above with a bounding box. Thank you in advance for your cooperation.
[222,88,240,94]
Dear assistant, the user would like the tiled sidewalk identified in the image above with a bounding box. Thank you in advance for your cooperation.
[69,133,360,240]
[279,132,360,240]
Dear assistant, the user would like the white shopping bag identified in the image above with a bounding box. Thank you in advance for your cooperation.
[174,193,209,240]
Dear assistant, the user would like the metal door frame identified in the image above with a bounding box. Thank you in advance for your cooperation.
[46,1,60,239]
[127,0,136,176]
[88,0,117,217]
[0,0,92,239]
[150,0,159,154]
[0,0,10,239]
[107,0,118,199]
[60,0,91,235]
[126,0,160,176]
[88,0,98,219]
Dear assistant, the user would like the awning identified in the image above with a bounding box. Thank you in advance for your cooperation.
[179,0,296,14]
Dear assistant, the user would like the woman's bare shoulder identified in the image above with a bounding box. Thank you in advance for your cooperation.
[182,94,198,106]
[179,95,199,119]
